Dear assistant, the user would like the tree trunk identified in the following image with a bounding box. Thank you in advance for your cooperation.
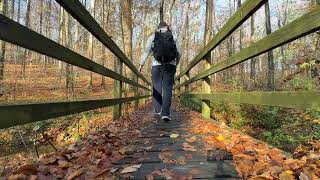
[160,0,164,23]
[38,0,44,64]
[10,0,14,19]
[101,0,111,88]
[250,14,256,84]
[58,6,64,79]
[21,0,32,79]
[0,0,7,80]
[237,0,244,84]
[45,0,52,69]
[87,0,95,91]
[65,12,73,97]
[265,1,275,90]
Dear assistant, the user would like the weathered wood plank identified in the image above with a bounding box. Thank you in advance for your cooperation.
[55,0,151,86]
[118,162,239,179]
[175,0,267,80]
[113,58,123,120]
[0,95,150,129]
[182,91,320,110]
[176,7,320,88]
[0,15,150,91]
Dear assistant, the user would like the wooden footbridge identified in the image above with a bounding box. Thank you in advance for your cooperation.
[0,0,320,179]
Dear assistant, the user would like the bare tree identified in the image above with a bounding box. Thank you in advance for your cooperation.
[21,0,32,79]
[0,0,8,80]
[265,1,275,89]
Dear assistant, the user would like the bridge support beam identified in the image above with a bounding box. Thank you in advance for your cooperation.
[113,58,123,119]
[202,54,211,119]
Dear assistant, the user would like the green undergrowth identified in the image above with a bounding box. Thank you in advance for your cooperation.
[180,96,320,153]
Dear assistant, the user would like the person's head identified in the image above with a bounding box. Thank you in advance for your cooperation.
[157,21,170,32]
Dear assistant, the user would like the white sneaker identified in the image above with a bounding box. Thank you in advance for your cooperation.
[161,116,172,122]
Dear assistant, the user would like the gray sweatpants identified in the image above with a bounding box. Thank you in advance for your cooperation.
[152,64,176,116]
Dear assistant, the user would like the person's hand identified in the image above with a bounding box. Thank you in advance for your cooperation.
[139,65,143,73]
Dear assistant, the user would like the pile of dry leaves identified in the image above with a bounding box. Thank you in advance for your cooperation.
[187,109,320,180]
[2,106,153,179]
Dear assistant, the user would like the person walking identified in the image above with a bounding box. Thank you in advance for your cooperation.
[139,21,181,122]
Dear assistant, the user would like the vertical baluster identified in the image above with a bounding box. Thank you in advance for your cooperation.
[113,58,123,119]
[134,75,139,109]
[202,53,211,118]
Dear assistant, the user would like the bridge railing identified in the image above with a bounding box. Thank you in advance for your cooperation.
[175,0,320,118]
[0,0,151,129]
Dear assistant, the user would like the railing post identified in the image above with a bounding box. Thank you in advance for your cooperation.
[134,75,139,109]
[113,58,122,119]
[176,79,180,99]
[202,54,212,119]
[185,71,190,93]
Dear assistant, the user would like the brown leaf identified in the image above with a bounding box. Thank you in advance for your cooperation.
[182,143,197,152]
[58,160,72,168]
[15,165,38,175]
[121,164,142,174]
[159,151,173,163]
[279,171,295,180]
[186,136,197,143]
[146,174,154,180]
[94,168,111,177]
[67,170,83,180]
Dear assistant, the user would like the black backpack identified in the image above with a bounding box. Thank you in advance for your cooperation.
[152,31,177,64]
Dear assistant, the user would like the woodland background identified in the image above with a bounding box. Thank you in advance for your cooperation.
[0,0,319,171]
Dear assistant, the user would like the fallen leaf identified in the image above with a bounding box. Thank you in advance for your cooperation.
[216,135,225,142]
[186,136,197,143]
[279,171,295,180]
[67,170,83,180]
[182,143,197,152]
[94,168,111,177]
[110,167,118,174]
[15,165,38,175]
[58,160,72,168]
[170,134,179,139]
[121,164,142,174]
[146,174,154,180]
[299,172,310,180]
[159,151,173,163]
[144,146,153,150]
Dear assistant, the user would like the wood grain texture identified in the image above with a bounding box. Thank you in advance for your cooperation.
[182,92,320,110]
[0,95,150,129]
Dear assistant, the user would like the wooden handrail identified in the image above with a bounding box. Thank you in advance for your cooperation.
[176,6,320,89]
[175,0,267,81]
[55,0,151,86]
[181,92,320,111]
[0,95,150,129]
[0,15,150,91]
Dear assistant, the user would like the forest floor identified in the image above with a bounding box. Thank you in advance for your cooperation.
[1,102,319,179]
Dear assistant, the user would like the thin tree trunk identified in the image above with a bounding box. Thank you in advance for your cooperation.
[87,0,95,91]
[265,1,275,90]
[237,0,244,84]
[0,0,8,80]
[21,0,32,79]
[58,6,64,79]
[65,12,73,97]
[160,0,164,22]
[10,0,14,19]
[250,14,256,84]
[45,0,52,69]
[38,0,44,64]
